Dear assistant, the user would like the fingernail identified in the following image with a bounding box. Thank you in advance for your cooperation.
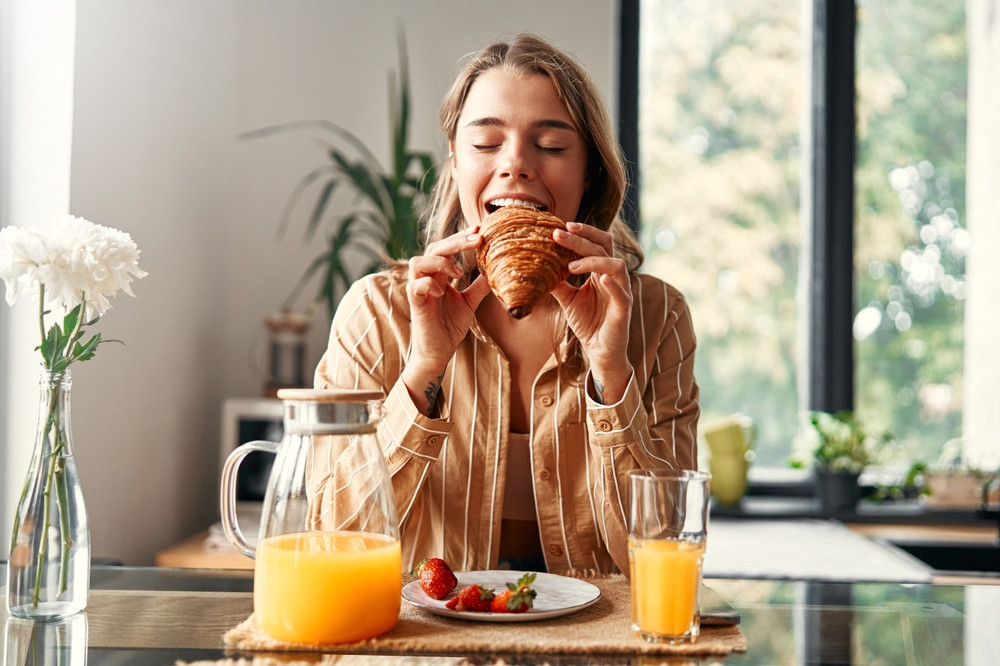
[566,221,583,230]
[554,229,568,239]
[568,260,582,271]
[467,232,480,241]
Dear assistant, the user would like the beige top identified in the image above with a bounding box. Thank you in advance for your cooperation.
[502,433,537,521]
[313,269,700,575]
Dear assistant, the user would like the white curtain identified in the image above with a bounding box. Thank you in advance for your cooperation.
[0,0,77,557]
[963,0,1000,471]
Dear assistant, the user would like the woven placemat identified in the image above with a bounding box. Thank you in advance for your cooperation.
[223,575,746,658]
[179,658,550,666]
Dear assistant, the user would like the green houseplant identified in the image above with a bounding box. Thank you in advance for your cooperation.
[802,410,894,514]
[807,410,891,474]
[243,31,437,317]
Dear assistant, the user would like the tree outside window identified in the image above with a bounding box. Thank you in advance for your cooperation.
[638,0,967,470]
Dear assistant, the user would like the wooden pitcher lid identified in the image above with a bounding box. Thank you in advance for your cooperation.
[276,388,384,403]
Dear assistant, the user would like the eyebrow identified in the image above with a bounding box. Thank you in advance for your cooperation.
[464,117,578,132]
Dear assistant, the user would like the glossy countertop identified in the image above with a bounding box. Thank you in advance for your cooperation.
[4,564,999,664]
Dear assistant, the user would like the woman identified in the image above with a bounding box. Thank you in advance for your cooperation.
[313,34,699,576]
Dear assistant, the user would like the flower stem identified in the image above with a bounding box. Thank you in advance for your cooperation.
[56,464,74,595]
[8,466,33,564]
[32,382,64,607]
[38,284,47,344]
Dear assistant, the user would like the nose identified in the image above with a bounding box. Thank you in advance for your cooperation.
[498,140,534,180]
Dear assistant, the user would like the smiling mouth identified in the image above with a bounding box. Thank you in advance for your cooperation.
[486,198,547,215]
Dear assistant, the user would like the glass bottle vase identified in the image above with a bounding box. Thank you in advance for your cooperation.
[6,370,90,619]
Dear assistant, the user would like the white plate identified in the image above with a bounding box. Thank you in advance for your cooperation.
[402,570,601,623]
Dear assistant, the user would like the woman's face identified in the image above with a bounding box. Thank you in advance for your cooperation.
[450,68,588,230]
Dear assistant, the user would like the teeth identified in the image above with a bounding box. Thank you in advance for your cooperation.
[488,198,543,210]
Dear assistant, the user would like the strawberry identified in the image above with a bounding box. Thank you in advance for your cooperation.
[445,584,495,612]
[412,557,458,600]
[489,572,537,613]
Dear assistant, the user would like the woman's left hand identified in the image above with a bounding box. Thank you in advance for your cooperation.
[551,222,633,404]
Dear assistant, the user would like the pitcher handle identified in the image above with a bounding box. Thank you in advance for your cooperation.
[220,439,280,559]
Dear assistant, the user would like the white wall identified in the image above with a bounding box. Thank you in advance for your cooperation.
[59,0,618,564]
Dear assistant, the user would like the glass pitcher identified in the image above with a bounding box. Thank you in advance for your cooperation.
[220,388,401,644]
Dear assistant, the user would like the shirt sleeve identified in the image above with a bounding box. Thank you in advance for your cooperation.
[584,276,700,571]
[312,274,454,525]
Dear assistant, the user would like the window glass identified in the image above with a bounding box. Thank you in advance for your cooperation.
[638,0,805,467]
[855,1,967,465]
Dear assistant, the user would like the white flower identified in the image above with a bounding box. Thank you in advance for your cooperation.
[0,225,53,307]
[0,215,147,318]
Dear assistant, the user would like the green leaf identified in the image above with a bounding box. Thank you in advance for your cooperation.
[62,306,83,338]
[40,322,68,370]
[71,334,103,363]
[306,178,340,240]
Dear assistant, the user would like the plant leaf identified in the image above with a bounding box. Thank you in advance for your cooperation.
[278,165,337,237]
[306,178,340,240]
[71,334,103,363]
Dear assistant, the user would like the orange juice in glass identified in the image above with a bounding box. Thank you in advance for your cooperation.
[254,530,401,644]
[629,537,706,639]
[628,469,711,643]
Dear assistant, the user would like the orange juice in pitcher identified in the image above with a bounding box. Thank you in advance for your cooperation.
[255,531,401,644]
[221,389,402,644]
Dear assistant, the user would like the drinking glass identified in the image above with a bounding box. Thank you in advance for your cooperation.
[628,469,711,643]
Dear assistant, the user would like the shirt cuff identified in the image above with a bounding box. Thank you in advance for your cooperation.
[380,379,453,459]
[585,368,645,448]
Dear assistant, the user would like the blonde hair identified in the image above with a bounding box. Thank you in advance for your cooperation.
[422,34,643,284]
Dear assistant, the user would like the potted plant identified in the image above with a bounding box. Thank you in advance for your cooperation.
[921,439,999,510]
[242,30,437,318]
[799,410,894,514]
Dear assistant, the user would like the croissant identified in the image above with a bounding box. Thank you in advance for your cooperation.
[476,205,578,319]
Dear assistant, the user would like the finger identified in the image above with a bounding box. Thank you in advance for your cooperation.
[408,275,447,299]
[567,255,627,277]
[424,228,482,257]
[566,222,615,256]
[565,220,609,241]
[555,222,614,256]
[550,281,576,309]
[409,255,464,281]
[462,274,493,310]
[597,272,632,304]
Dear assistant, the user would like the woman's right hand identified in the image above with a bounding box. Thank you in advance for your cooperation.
[402,228,491,414]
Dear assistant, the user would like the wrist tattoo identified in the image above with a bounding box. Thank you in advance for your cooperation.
[593,378,606,405]
[424,374,445,416]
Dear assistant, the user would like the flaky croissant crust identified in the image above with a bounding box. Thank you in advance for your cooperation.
[476,205,579,319]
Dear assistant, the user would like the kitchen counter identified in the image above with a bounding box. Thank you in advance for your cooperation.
[3,563,999,664]
[705,518,936,582]
[713,493,999,526]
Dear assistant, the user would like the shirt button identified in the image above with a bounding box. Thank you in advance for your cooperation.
[538,468,552,481]
[426,435,441,447]
[597,420,613,432]
[539,395,553,407]
[548,544,563,557]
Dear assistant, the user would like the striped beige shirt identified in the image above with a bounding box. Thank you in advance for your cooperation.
[314,270,699,575]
